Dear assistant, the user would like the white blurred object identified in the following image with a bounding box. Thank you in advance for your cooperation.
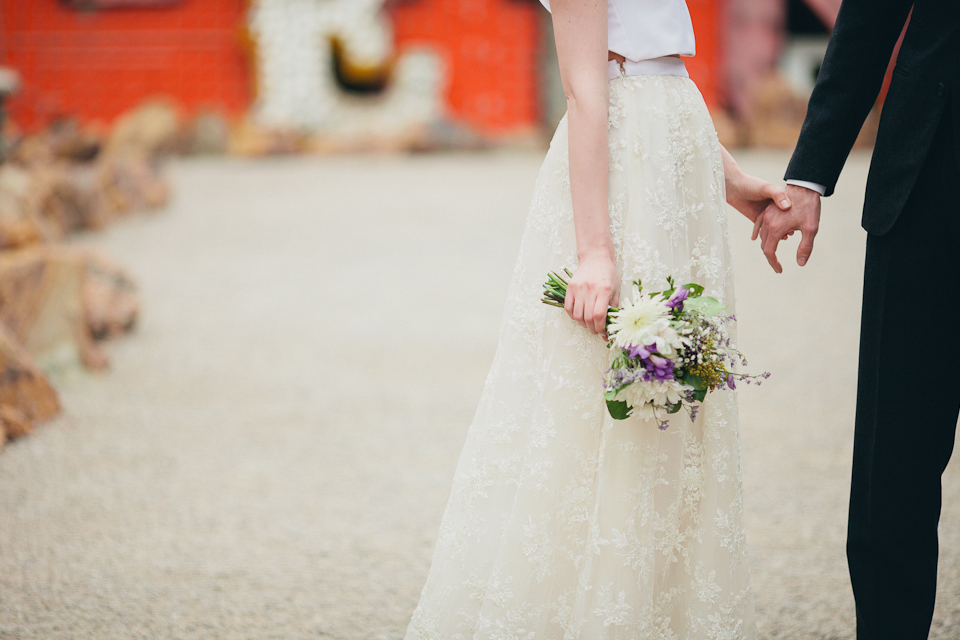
[248,0,442,137]
[779,36,830,97]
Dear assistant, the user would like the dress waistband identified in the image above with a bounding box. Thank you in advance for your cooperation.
[607,56,689,80]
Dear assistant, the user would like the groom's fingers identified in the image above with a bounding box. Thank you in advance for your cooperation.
[797,227,817,267]
[761,224,784,274]
[751,211,764,241]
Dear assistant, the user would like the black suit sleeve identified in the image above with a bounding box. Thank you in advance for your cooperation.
[784,0,914,196]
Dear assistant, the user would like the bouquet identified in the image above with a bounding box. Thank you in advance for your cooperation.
[542,269,768,428]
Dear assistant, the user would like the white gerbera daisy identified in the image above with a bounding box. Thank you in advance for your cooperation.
[608,294,671,350]
[616,378,691,423]
[618,378,688,410]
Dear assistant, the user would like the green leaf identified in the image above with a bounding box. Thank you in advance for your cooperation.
[668,402,682,414]
[682,283,705,297]
[606,398,632,420]
[683,296,727,317]
[693,388,708,403]
[682,372,707,390]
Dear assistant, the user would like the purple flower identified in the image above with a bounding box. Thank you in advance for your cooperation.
[665,286,689,310]
[646,355,675,382]
[627,343,653,359]
[726,373,736,390]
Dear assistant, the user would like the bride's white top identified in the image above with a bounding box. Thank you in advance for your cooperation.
[538,0,696,62]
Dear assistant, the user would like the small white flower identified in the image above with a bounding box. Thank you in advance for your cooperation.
[608,294,671,349]
[630,401,659,422]
[615,378,690,418]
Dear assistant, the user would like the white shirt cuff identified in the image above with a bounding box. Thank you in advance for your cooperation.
[786,179,826,196]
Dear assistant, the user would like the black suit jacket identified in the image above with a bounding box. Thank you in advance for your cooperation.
[785,0,960,236]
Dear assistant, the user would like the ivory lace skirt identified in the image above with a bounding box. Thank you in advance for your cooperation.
[405,74,757,640]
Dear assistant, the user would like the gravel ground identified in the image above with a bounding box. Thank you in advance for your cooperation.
[0,151,956,639]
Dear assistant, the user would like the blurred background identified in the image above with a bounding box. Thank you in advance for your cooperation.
[2,0,892,152]
[3,3,958,640]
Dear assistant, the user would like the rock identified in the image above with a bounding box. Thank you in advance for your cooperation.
[46,119,102,163]
[32,164,103,235]
[8,132,56,168]
[180,111,231,155]
[97,152,169,216]
[107,99,180,158]
[0,164,60,246]
[83,252,139,341]
[228,118,303,156]
[0,246,105,373]
[406,119,488,153]
[0,157,116,242]
[0,217,42,250]
[0,320,60,438]
[0,404,32,438]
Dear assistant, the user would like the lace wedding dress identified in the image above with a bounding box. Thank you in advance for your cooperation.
[406,74,757,640]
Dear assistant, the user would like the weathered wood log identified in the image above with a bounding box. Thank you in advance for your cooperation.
[98,152,170,217]
[83,251,139,341]
[0,320,60,442]
[107,99,180,158]
[0,161,112,244]
[179,111,230,156]
[0,404,32,438]
[46,119,101,163]
[0,165,60,248]
[0,246,106,372]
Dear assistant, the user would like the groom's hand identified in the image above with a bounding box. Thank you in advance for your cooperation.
[754,185,821,273]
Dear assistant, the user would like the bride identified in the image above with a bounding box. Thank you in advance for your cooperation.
[405,1,791,637]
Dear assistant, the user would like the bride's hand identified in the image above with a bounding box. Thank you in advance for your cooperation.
[719,144,793,232]
[564,250,620,340]
[726,170,794,225]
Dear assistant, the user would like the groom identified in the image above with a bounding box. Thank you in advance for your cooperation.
[757,0,959,638]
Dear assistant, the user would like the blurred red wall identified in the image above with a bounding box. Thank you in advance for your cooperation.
[0,0,251,130]
[390,0,723,132]
[389,0,541,135]
[1,0,722,135]
[686,0,722,109]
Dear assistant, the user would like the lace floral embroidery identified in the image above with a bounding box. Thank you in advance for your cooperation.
[406,75,755,640]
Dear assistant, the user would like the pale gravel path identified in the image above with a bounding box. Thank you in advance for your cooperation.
[0,151,956,639]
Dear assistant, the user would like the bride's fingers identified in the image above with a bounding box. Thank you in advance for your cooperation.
[768,185,791,210]
[572,292,587,329]
[592,294,608,336]
[580,291,596,334]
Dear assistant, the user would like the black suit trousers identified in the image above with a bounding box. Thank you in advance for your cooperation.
[851,96,960,639]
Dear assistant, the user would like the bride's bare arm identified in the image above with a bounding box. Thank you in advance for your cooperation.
[551,0,619,338]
